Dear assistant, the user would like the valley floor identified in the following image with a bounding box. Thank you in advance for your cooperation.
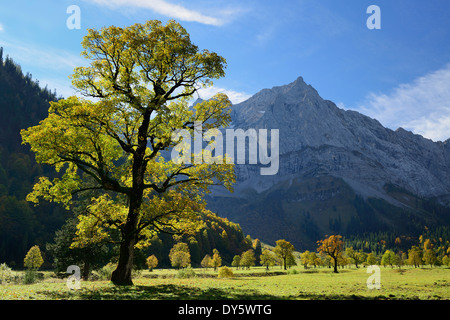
[0,266,449,300]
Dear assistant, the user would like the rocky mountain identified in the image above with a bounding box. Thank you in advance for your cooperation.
[206,76,450,250]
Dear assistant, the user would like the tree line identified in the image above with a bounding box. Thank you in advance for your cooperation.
[2,230,449,285]
[142,231,450,275]
[145,238,297,272]
[154,233,450,274]
[307,233,450,273]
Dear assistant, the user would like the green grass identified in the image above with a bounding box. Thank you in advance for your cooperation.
[0,266,449,300]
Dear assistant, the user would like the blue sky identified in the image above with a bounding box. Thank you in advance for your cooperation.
[1,0,450,141]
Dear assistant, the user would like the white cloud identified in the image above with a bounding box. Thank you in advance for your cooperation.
[0,39,86,98]
[86,0,229,26]
[0,24,4,32]
[0,39,85,72]
[196,85,252,104]
[356,64,450,142]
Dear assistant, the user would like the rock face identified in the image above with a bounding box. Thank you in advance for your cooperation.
[206,76,450,249]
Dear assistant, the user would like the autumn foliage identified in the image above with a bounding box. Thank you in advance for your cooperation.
[317,235,344,273]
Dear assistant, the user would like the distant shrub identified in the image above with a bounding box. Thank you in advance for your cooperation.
[287,269,298,275]
[23,270,38,284]
[176,268,196,279]
[218,266,234,278]
[0,263,14,284]
[95,263,116,281]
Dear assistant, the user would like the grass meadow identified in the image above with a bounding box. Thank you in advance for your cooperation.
[0,266,449,300]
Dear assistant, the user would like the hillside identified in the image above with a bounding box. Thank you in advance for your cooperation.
[0,48,69,266]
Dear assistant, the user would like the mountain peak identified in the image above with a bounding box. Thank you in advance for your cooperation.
[228,75,450,198]
[207,75,450,250]
[269,75,320,98]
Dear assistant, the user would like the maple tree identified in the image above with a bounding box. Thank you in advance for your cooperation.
[273,239,295,270]
[317,235,344,273]
[21,20,234,285]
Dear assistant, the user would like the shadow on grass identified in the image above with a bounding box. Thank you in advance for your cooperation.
[38,283,398,300]
[38,284,284,300]
[295,291,398,300]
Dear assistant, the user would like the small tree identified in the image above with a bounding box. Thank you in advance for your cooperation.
[317,235,343,273]
[345,247,365,268]
[23,245,44,284]
[231,255,241,269]
[300,251,311,269]
[46,217,111,280]
[211,249,222,271]
[381,250,397,268]
[260,249,276,271]
[308,252,322,268]
[0,263,14,284]
[201,254,212,270]
[274,239,295,271]
[146,255,158,271]
[286,253,297,269]
[423,249,436,268]
[442,255,450,267]
[24,245,44,270]
[169,243,191,269]
[252,239,262,265]
[408,246,423,268]
[366,252,377,265]
[240,249,256,269]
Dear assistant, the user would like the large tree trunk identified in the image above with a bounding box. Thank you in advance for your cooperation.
[111,199,140,286]
[111,234,136,285]
[111,109,149,286]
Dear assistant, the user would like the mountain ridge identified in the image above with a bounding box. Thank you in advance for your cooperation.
[228,76,450,199]
[206,76,450,250]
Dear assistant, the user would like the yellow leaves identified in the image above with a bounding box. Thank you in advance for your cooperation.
[317,235,344,256]
[22,19,235,257]
[88,194,128,224]
[193,93,232,129]
[26,165,81,209]
[71,194,127,248]
[24,245,44,270]
[73,20,226,107]
[138,189,206,245]
[26,177,52,205]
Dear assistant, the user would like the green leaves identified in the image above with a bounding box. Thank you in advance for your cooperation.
[73,20,226,107]
[23,245,44,270]
[21,20,234,260]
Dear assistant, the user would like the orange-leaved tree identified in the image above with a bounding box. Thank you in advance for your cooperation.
[317,235,343,273]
